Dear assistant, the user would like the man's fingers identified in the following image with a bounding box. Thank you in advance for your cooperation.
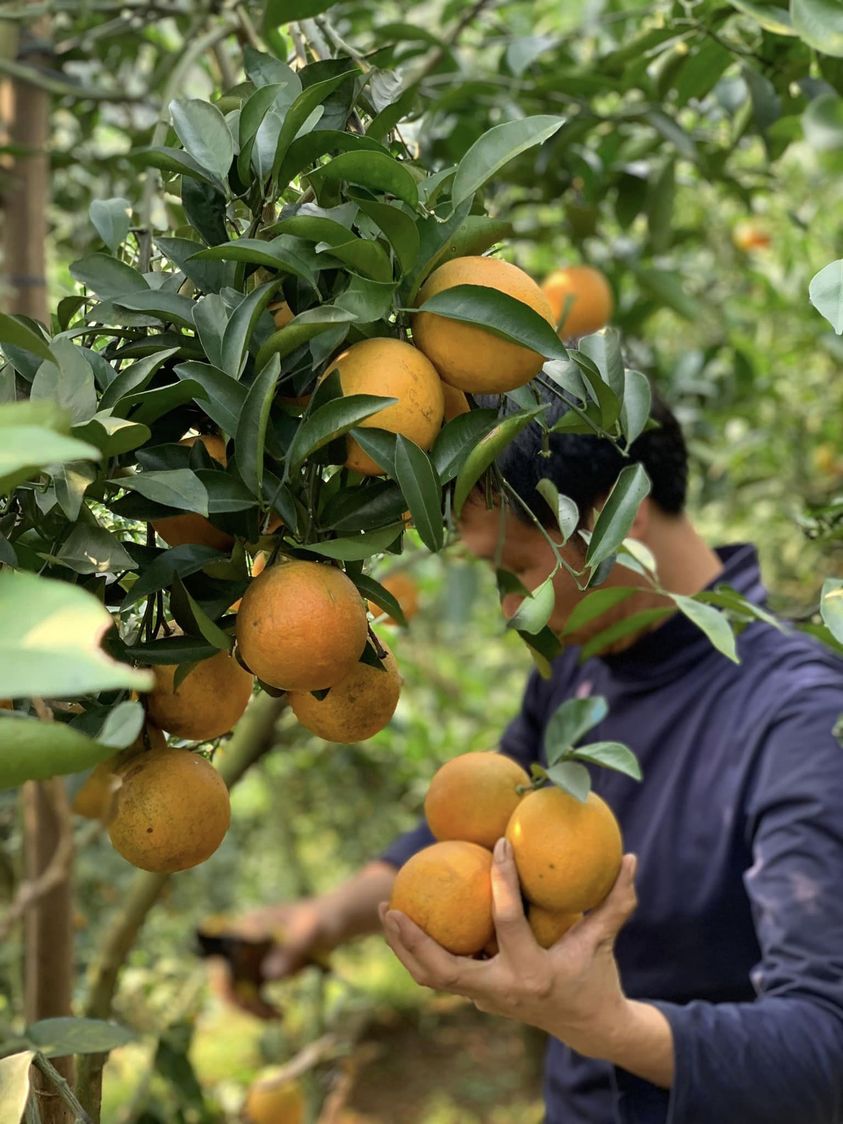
[381,907,482,994]
[579,853,638,946]
[491,838,539,958]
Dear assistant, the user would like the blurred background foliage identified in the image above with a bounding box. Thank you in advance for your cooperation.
[2,0,843,1119]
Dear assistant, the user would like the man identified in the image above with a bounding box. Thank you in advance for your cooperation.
[219,394,843,1123]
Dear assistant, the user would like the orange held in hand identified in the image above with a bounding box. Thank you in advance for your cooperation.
[424,751,530,850]
[389,840,495,956]
[107,748,231,873]
[327,337,445,476]
[541,265,614,339]
[289,638,401,742]
[505,787,622,913]
[412,255,555,394]
[236,560,368,691]
[527,904,582,949]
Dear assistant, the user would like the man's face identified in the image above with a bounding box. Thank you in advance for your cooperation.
[457,496,592,639]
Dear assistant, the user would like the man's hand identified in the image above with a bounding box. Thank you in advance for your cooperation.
[207,899,330,1019]
[381,838,649,1062]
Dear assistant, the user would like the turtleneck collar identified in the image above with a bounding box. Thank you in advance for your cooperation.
[591,543,768,684]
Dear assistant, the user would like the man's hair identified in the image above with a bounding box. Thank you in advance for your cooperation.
[477,387,688,529]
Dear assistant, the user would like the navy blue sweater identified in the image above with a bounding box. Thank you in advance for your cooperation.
[380,545,843,1122]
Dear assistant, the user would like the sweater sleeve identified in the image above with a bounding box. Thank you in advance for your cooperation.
[621,685,843,1124]
[378,668,552,869]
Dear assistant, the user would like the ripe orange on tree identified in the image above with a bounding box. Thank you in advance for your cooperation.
[424,750,530,850]
[289,637,400,743]
[505,786,622,913]
[541,265,614,339]
[146,649,253,741]
[244,1070,306,1124]
[72,723,166,821]
[367,571,420,625]
[413,255,555,393]
[151,433,233,551]
[327,337,445,476]
[107,747,231,873]
[235,559,368,691]
[389,840,495,956]
[732,221,771,252]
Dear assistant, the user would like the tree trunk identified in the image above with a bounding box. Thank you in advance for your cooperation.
[5,16,73,1122]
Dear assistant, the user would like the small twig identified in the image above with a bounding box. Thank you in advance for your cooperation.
[0,55,148,102]
[33,1052,94,1124]
[0,813,76,941]
[234,4,261,51]
[290,23,309,68]
[315,15,370,71]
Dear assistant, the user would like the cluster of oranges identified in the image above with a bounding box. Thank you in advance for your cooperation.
[390,751,622,955]
[77,258,613,876]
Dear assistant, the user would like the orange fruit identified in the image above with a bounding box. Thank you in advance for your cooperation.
[389,840,494,955]
[152,433,233,551]
[412,256,554,393]
[229,551,270,614]
[441,381,470,421]
[505,787,622,913]
[269,300,295,330]
[732,222,771,252]
[424,751,530,850]
[367,572,420,625]
[527,905,582,949]
[289,638,400,742]
[541,266,614,339]
[107,748,231,872]
[147,650,253,741]
[72,725,166,821]
[244,1071,305,1124]
[236,560,368,691]
[326,337,445,476]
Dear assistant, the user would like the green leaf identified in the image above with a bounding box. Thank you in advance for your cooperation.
[94,700,145,750]
[122,634,220,665]
[99,348,179,410]
[170,575,232,653]
[570,741,642,782]
[545,761,591,802]
[0,426,99,495]
[220,282,280,379]
[31,340,98,425]
[578,329,624,399]
[192,294,227,369]
[265,0,336,23]
[579,606,673,661]
[170,98,234,181]
[585,464,652,571]
[792,0,843,56]
[174,362,247,436]
[318,237,393,283]
[115,469,209,516]
[620,369,652,445]
[545,696,609,762]
[392,436,444,552]
[275,130,388,189]
[671,594,739,663]
[536,479,579,542]
[803,93,843,151]
[320,479,406,533]
[809,259,843,333]
[506,574,556,635]
[561,586,638,638]
[415,285,567,360]
[452,406,546,516]
[26,1018,134,1058]
[728,0,794,34]
[235,357,280,496]
[182,178,228,246]
[0,313,52,361]
[570,351,621,429]
[286,395,397,471]
[451,115,565,208]
[0,715,114,789]
[130,146,219,186]
[245,46,301,89]
[55,525,136,575]
[69,254,149,299]
[122,544,227,608]
[355,199,420,273]
[310,151,419,209]
[193,237,317,288]
[0,1051,33,1122]
[270,69,359,179]
[304,523,403,561]
[90,197,131,254]
[820,579,843,643]
[112,291,195,327]
[255,306,357,372]
[430,408,499,483]
[352,572,407,627]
